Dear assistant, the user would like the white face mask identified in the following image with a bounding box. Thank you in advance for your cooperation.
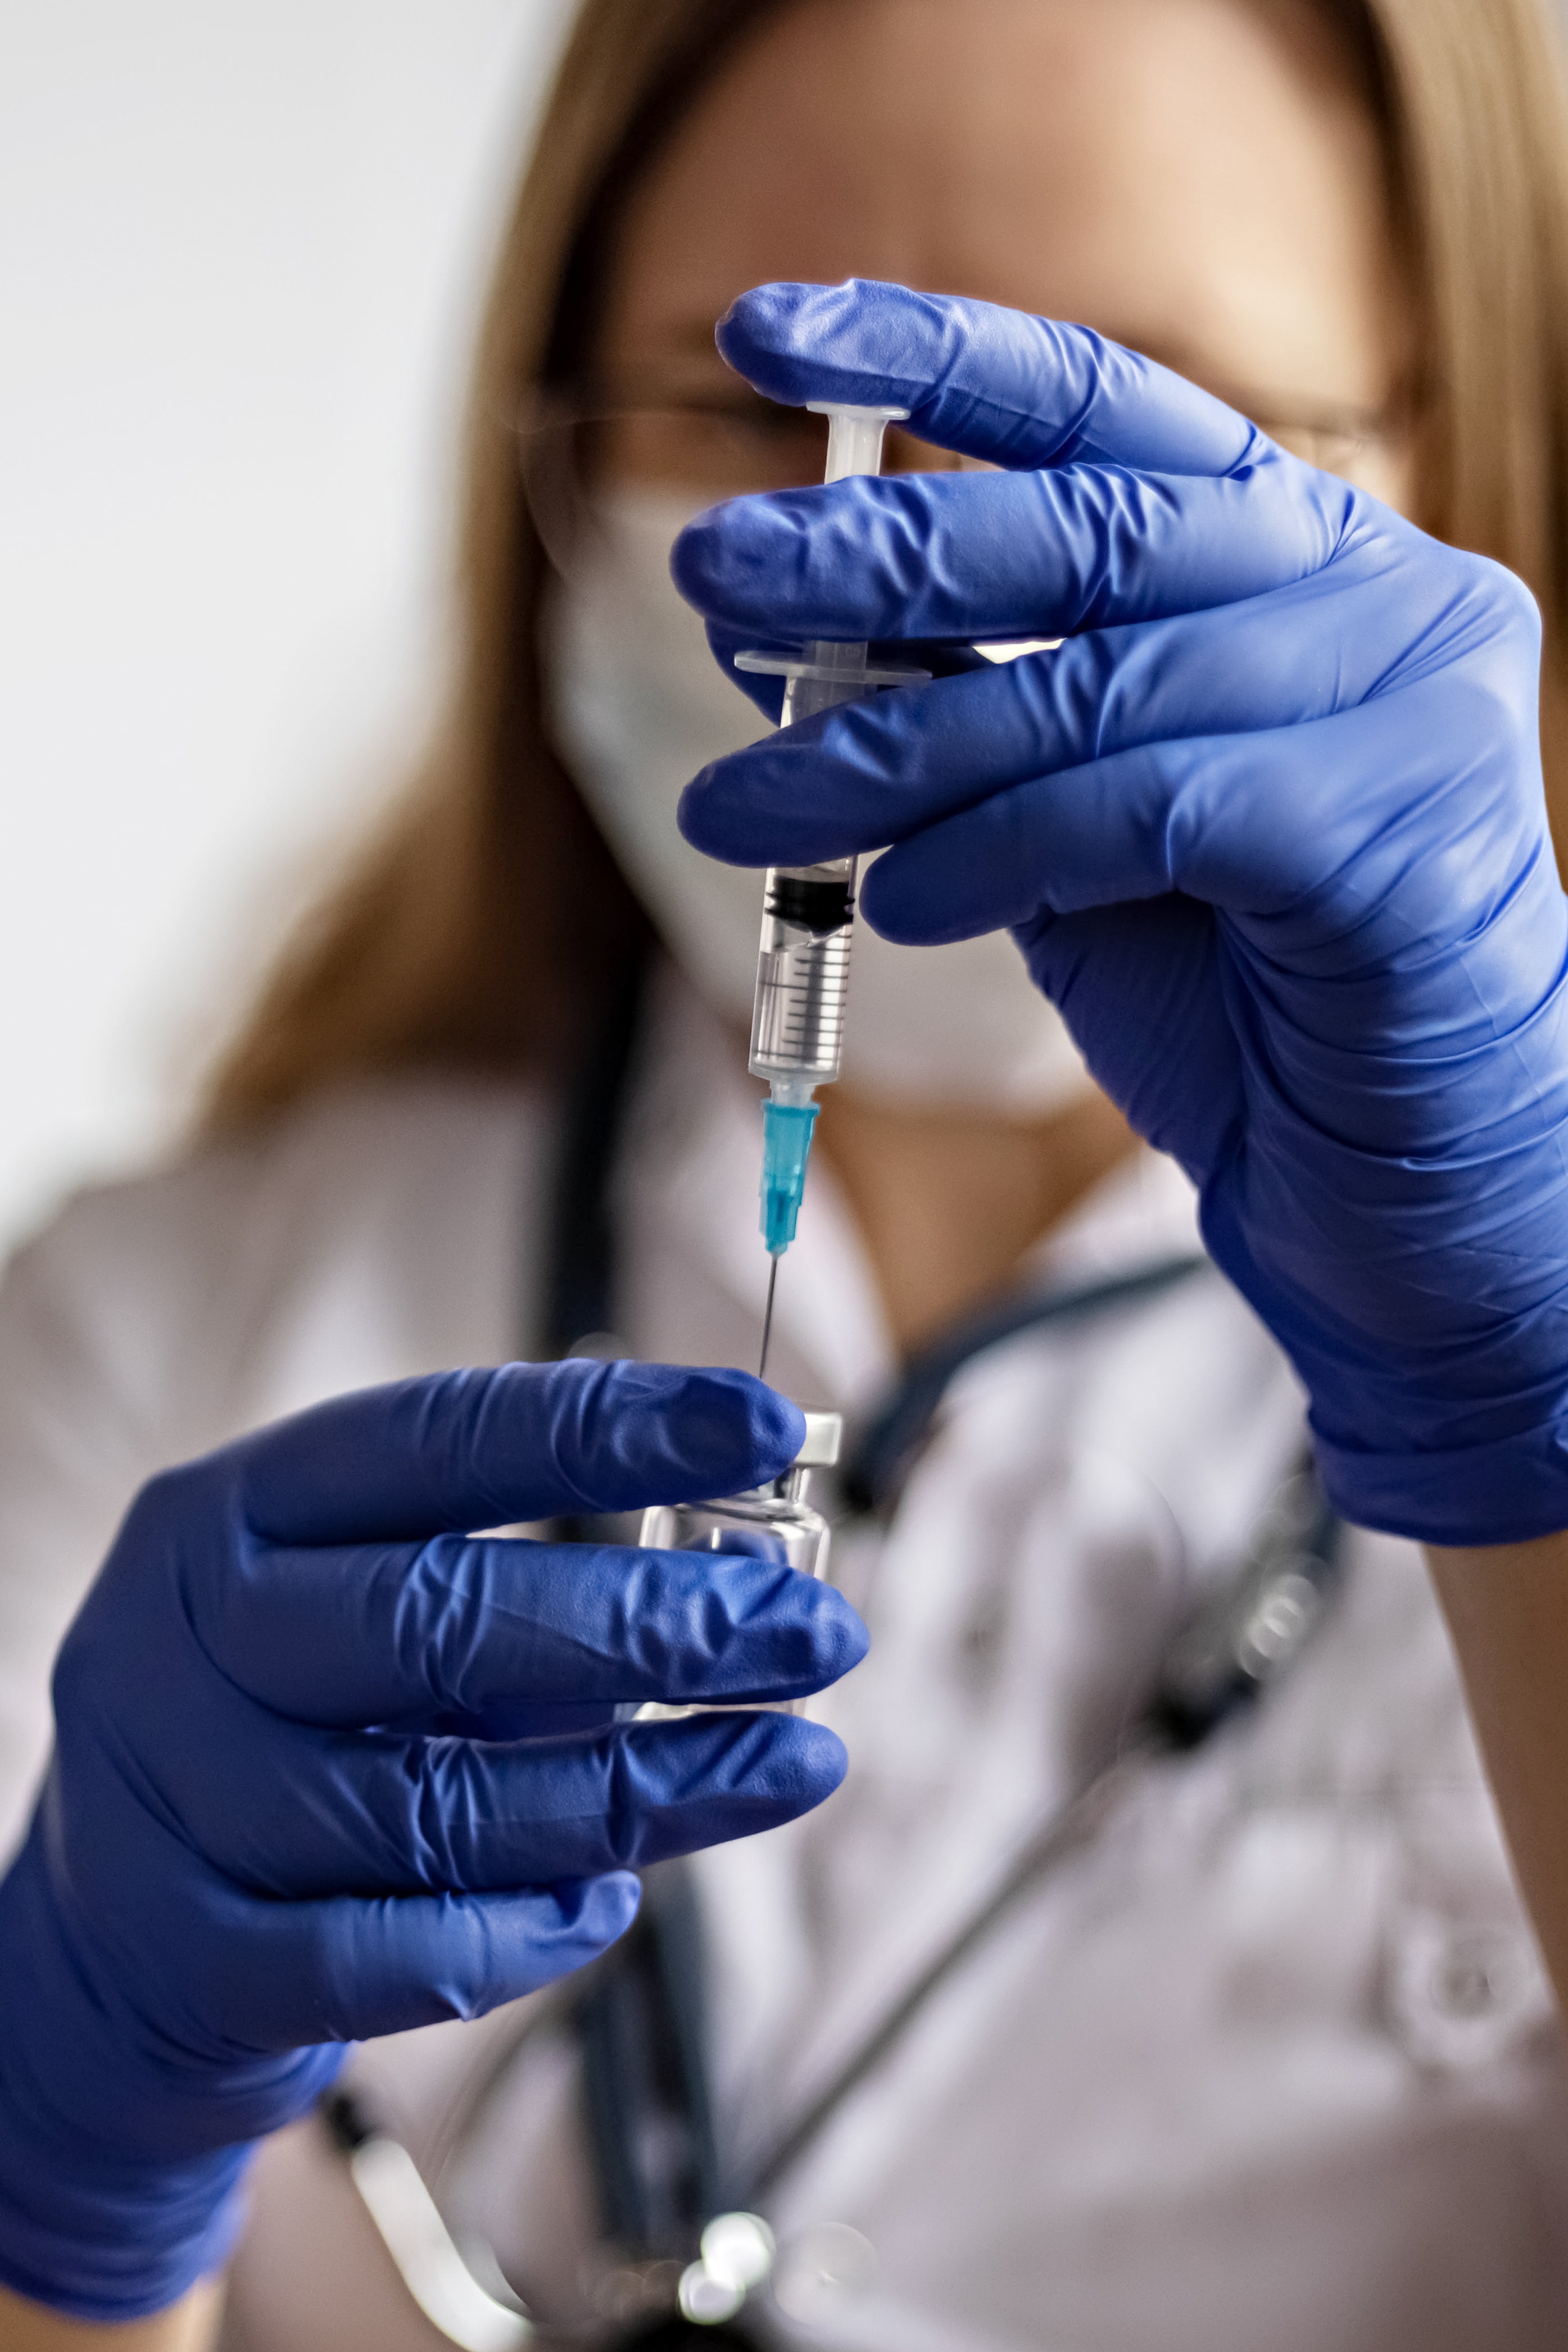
[544,490,1093,1116]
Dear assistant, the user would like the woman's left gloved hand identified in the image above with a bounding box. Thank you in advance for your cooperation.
[0,1361,861,2322]
[675,278,1568,1549]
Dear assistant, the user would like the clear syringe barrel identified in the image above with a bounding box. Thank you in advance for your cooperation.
[749,855,858,1090]
[749,635,874,1091]
[745,406,907,1163]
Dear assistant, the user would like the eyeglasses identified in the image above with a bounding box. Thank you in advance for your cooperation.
[515,369,1416,575]
[515,377,981,574]
[1204,376,1417,477]
[519,374,976,486]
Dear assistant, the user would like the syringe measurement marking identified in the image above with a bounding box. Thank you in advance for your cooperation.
[751,937,852,1068]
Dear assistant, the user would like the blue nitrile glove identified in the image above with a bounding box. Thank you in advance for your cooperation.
[675,278,1568,1548]
[0,1360,864,2322]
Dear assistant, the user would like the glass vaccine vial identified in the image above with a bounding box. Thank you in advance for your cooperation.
[636,1411,842,1719]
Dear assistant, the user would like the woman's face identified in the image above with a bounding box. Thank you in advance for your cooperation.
[593,0,1414,511]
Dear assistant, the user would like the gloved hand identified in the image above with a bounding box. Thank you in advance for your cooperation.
[675,278,1568,1549]
[0,1360,864,2322]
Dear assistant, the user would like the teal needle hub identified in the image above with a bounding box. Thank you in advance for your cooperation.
[760,1099,820,1257]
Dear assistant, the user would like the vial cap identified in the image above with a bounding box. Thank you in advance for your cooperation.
[796,1411,842,1467]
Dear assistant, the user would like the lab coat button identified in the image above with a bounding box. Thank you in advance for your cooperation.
[1385,1917,1548,2068]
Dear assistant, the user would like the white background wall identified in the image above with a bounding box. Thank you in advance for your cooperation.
[0,0,577,1254]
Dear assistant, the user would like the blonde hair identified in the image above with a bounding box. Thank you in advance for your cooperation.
[204,0,1568,1130]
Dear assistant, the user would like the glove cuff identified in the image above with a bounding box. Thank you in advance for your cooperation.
[0,2141,251,2327]
[0,1825,256,2323]
[1199,1171,1568,1546]
[1311,1416,1568,1548]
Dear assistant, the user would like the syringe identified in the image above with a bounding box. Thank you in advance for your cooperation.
[733,403,927,1371]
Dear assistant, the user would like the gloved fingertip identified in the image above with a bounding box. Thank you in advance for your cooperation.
[812,1586,871,1683]
[669,510,720,602]
[676,763,716,847]
[560,1869,641,1945]
[629,1360,805,1476]
[687,1714,854,1833]
[715,281,803,371]
[858,851,937,944]
[676,760,755,862]
[715,280,932,418]
[670,504,788,629]
[715,282,867,411]
[665,1708,852,1816]
[705,619,791,724]
[584,1361,805,1506]
[748,1383,809,1481]
[788,1716,851,1803]
[753,1709,852,1797]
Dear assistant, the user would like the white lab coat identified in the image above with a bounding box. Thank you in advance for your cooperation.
[0,973,1564,2352]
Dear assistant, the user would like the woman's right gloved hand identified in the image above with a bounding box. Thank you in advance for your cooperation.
[0,1360,864,2325]
[676,279,1568,1554]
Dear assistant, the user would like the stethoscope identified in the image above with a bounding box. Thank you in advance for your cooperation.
[318,954,1344,2349]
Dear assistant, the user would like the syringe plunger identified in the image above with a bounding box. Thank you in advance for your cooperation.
[810,401,905,483]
